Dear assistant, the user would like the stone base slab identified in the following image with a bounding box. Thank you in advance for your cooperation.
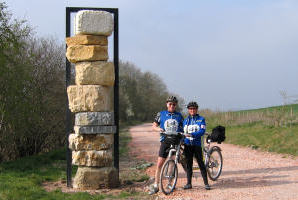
[67,85,113,112]
[75,61,114,86]
[66,45,108,63]
[75,10,113,36]
[73,166,119,189]
[69,133,113,151]
[74,125,116,134]
[75,112,114,126]
[72,150,112,167]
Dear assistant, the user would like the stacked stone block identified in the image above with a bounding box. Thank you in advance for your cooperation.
[66,10,118,189]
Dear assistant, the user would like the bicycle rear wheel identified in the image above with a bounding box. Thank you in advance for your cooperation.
[160,159,178,195]
[206,147,223,181]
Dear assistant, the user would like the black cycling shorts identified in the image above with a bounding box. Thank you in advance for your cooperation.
[158,142,172,158]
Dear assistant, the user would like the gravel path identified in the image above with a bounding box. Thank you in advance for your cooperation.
[129,123,298,200]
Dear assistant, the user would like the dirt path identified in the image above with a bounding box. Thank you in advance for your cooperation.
[129,123,298,200]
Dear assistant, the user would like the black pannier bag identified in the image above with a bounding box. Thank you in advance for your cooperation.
[208,125,226,144]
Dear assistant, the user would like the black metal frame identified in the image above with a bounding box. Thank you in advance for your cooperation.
[65,7,119,187]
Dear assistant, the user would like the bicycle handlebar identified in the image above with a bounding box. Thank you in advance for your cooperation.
[161,131,184,136]
[204,132,212,144]
[161,132,212,143]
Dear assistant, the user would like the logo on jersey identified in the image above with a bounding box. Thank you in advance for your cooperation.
[164,119,179,134]
[184,124,200,133]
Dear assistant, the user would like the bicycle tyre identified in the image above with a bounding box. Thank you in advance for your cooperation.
[206,147,223,181]
[160,159,178,195]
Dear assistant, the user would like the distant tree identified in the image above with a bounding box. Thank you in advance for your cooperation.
[279,90,289,105]
[0,2,33,160]
[0,1,185,161]
[119,61,185,123]
[0,2,67,161]
[279,90,298,105]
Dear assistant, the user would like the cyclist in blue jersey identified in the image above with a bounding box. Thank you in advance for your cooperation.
[148,96,184,195]
[183,101,211,190]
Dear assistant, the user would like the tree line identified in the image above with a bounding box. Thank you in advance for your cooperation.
[0,2,183,162]
[119,61,184,123]
[0,2,66,162]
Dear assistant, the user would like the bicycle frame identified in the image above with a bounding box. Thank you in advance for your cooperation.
[202,133,211,165]
[160,132,223,195]
[167,138,183,165]
[202,132,223,181]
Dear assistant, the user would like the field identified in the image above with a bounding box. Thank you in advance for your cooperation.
[202,104,298,156]
[1,104,297,199]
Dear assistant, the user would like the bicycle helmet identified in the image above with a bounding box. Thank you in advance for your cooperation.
[166,96,178,103]
[187,101,198,109]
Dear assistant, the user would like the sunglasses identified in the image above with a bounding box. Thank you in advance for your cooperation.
[168,103,176,107]
[188,107,197,110]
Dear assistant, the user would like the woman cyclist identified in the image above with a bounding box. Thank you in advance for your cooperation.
[183,101,211,190]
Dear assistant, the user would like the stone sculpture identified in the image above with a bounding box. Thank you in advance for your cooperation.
[66,10,118,189]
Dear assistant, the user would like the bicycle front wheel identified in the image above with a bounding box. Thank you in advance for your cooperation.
[206,147,223,181]
[160,159,178,195]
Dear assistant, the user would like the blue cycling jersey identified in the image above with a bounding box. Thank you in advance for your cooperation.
[154,110,184,142]
[183,114,206,146]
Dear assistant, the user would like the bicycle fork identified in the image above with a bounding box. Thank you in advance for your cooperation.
[166,145,180,182]
[169,144,181,165]
[203,147,210,166]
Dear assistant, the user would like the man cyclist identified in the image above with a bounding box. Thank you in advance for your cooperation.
[149,96,184,195]
[183,101,211,190]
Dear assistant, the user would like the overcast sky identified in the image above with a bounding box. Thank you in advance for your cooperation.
[4,0,298,110]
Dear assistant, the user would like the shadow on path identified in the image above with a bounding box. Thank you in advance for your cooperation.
[222,165,298,176]
[212,175,297,189]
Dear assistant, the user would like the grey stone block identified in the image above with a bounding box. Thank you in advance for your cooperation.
[75,112,114,126]
[75,10,113,36]
[74,125,116,134]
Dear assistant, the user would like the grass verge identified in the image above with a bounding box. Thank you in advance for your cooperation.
[0,125,151,200]
[224,123,298,156]
[119,127,151,185]
[203,104,298,156]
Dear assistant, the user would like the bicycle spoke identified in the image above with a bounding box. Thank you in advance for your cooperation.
[207,148,223,181]
[160,159,178,195]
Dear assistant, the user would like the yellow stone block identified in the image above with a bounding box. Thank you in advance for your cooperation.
[66,35,108,46]
[75,61,114,86]
[67,85,113,113]
[69,133,113,151]
[72,150,112,167]
[73,167,119,189]
[66,45,108,63]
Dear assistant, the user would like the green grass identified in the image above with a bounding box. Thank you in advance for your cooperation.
[118,127,150,184]
[239,103,298,114]
[0,127,148,200]
[203,104,298,156]
[224,123,298,155]
[119,128,132,157]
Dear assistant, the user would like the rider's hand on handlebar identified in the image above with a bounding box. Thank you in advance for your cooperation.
[184,133,192,137]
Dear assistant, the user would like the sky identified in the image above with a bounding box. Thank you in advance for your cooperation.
[3,0,298,110]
